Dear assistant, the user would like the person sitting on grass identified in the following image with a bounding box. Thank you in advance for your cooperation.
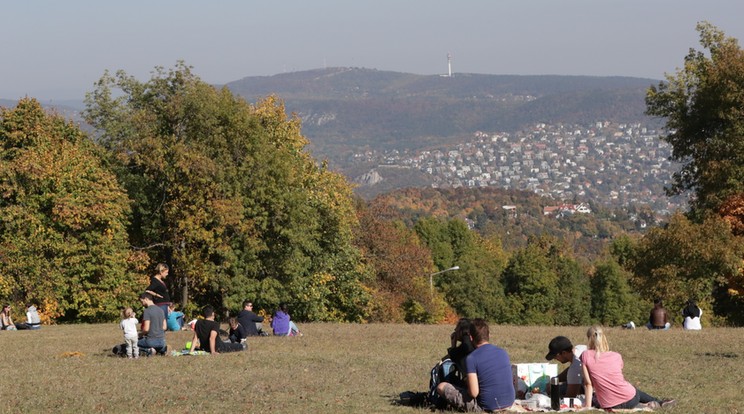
[545,336,587,399]
[435,318,515,412]
[228,317,248,343]
[682,299,702,330]
[137,293,168,356]
[647,298,671,330]
[189,306,246,354]
[271,303,302,336]
[446,318,474,385]
[24,303,42,330]
[237,300,265,336]
[581,325,676,410]
[1,304,17,330]
[166,303,185,331]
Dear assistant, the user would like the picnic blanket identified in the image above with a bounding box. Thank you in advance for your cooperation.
[170,349,209,356]
[509,400,653,412]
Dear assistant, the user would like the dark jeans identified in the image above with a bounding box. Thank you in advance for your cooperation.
[138,337,167,356]
[216,340,245,353]
[611,388,659,409]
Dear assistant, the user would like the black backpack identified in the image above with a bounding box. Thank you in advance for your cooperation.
[427,357,461,408]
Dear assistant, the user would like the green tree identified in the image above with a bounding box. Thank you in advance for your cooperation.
[501,238,559,325]
[0,98,146,321]
[646,22,744,218]
[84,63,369,321]
[590,259,644,326]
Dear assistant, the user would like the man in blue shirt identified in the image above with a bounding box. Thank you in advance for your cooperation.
[436,318,515,412]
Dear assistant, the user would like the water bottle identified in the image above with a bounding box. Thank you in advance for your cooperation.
[550,377,560,410]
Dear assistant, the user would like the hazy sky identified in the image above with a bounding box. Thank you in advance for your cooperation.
[3,0,743,100]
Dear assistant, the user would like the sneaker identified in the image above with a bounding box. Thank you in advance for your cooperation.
[148,348,156,357]
[644,401,660,410]
[661,399,677,408]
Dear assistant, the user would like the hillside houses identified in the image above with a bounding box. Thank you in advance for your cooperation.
[356,121,681,213]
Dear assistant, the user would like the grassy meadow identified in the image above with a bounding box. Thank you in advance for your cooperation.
[0,323,741,413]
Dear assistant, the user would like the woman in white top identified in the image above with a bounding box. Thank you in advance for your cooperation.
[682,299,702,330]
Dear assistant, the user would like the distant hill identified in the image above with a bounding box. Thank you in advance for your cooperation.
[223,67,661,168]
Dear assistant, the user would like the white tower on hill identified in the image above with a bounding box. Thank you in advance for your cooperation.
[447,52,452,77]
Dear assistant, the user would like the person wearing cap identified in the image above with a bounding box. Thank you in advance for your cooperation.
[545,336,587,399]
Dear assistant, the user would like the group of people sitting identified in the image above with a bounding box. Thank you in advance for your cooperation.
[433,318,677,412]
[119,280,302,359]
[1,303,41,330]
[629,298,703,331]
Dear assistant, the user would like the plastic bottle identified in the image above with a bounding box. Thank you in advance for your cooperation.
[550,377,560,410]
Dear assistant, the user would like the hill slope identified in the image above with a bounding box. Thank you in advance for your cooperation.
[224,67,660,165]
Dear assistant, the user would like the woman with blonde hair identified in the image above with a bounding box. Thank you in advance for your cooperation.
[580,326,675,410]
[145,263,171,318]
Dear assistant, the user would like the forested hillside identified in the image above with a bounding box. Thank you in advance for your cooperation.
[224,68,659,165]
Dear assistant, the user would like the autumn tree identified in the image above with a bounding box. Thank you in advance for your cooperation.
[646,22,744,219]
[0,99,147,321]
[354,202,441,323]
[84,63,369,321]
[630,213,744,324]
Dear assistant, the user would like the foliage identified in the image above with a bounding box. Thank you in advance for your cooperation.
[413,217,509,322]
[646,22,744,218]
[354,202,441,323]
[83,63,369,321]
[629,213,744,325]
[590,259,645,326]
[0,98,147,321]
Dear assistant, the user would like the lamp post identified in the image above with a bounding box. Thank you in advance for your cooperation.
[429,266,460,297]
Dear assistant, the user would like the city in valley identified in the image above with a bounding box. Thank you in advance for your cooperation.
[353,120,682,215]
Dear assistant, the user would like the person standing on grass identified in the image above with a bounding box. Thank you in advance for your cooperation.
[120,307,139,359]
[189,306,246,354]
[435,318,515,412]
[581,325,676,410]
[145,263,171,320]
[137,293,167,356]
[237,300,265,336]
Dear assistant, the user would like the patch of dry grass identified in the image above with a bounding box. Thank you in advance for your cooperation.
[0,323,740,413]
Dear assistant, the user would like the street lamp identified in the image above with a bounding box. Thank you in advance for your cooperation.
[430,266,460,296]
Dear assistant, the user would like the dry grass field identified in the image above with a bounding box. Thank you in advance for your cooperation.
[0,323,741,413]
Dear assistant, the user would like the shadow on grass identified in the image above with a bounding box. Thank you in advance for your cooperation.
[696,351,738,358]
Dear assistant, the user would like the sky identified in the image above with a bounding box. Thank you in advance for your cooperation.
[2,0,744,100]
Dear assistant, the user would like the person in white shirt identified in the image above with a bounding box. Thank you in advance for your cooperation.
[545,336,587,398]
[119,307,140,358]
[682,299,702,330]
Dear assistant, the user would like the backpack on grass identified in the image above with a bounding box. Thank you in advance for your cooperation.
[427,357,461,408]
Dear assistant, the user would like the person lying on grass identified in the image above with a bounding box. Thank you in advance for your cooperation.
[189,306,246,354]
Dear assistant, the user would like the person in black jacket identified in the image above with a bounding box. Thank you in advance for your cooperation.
[237,300,265,336]
[446,318,475,385]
